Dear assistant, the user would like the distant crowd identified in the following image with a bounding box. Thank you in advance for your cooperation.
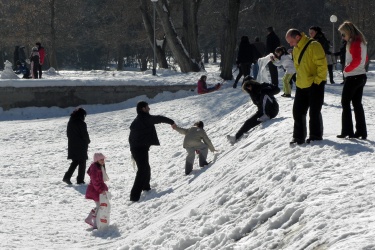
[13,42,45,79]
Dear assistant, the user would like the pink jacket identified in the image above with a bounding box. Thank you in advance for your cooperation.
[85,162,108,202]
[197,80,220,94]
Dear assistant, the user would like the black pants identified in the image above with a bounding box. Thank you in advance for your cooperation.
[293,82,325,141]
[234,63,251,84]
[340,74,367,137]
[328,64,334,83]
[235,112,262,139]
[32,66,39,79]
[268,61,279,86]
[37,64,42,78]
[130,147,151,201]
[64,159,86,183]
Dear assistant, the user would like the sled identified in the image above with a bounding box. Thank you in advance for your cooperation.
[96,192,111,229]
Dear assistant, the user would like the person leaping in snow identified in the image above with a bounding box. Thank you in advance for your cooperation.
[227,76,280,144]
[197,75,221,94]
[174,121,217,175]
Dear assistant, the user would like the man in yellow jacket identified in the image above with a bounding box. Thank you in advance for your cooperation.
[285,29,328,145]
[174,121,216,175]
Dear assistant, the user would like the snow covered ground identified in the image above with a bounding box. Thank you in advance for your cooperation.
[1,64,375,249]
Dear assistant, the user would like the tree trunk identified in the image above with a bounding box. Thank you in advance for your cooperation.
[204,48,209,63]
[117,44,124,71]
[220,0,240,80]
[182,0,204,71]
[139,0,168,69]
[154,0,200,73]
[49,0,58,70]
[213,47,217,63]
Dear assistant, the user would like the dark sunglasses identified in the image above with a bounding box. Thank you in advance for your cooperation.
[341,33,346,38]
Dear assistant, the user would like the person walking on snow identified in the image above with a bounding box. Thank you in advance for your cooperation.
[85,153,109,229]
[227,76,280,144]
[271,46,296,97]
[128,101,176,202]
[233,36,259,88]
[63,107,91,185]
[174,121,216,175]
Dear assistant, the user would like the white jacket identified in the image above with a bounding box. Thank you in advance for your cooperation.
[273,54,296,74]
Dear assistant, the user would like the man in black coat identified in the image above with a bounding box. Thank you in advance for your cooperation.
[266,26,281,86]
[129,101,176,202]
[233,36,259,88]
[63,107,91,185]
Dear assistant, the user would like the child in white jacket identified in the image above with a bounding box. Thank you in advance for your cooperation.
[271,46,296,97]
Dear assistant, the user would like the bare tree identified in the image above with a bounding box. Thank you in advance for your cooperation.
[139,0,168,69]
[220,0,241,80]
[153,0,200,73]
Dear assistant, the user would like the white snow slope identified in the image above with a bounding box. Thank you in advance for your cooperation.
[1,64,375,250]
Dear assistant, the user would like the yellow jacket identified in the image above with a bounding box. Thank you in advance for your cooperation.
[292,33,328,89]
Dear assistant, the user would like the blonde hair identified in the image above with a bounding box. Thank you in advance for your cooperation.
[338,21,367,44]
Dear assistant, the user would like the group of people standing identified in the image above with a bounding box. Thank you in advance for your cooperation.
[285,20,368,144]
[228,21,367,146]
[14,42,45,79]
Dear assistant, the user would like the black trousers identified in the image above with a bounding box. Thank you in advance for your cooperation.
[130,147,151,201]
[328,64,334,83]
[64,159,86,183]
[268,61,279,86]
[235,112,262,140]
[340,74,367,137]
[234,63,251,84]
[293,82,325,141]
[37,64,42,78]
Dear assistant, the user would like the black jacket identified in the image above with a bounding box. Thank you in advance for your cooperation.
[67,116,90,161]
[129,112,174,149]
[237,42,258,64]
[244,81,280,118]
[266,31,281,54]
[314,33,331,54]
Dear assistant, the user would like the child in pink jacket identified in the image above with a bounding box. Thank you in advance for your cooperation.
[85,153,109,229]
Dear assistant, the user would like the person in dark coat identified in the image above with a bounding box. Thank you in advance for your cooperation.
[233,36,259,88]
[309,26,335,84]
[334,40,347,84]
[63,107,91,185]
[266,26,281,86]
[14,60,31,79]
[129,101,176,202]
[227,76,280,144]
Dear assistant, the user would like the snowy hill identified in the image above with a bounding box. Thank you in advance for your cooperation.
[1,65,375,249]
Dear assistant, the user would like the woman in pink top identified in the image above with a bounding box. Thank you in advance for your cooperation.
[337,21,368,140]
